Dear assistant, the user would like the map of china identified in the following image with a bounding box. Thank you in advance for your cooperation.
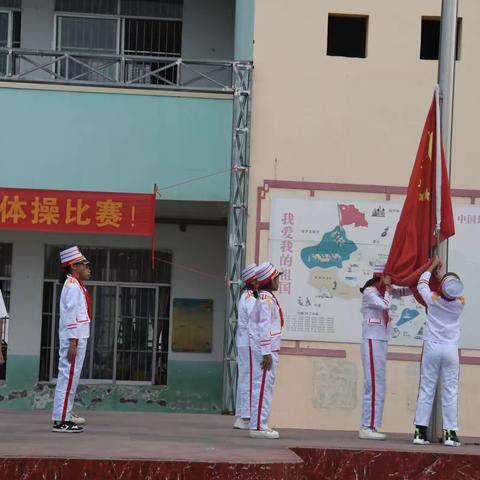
[301,226,358,269]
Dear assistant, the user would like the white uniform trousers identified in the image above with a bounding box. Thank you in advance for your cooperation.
[52,338,87,422]
[235,346,252,419]
[249,349,279,431]
[361,338,388,429]
[415,340,459,431]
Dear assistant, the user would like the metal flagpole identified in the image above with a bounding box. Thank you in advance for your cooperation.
[428,0,459,443]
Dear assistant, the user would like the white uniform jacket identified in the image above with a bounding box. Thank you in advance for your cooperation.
[237,289,258,347]
[249,290,283,355]
[59,275,91,341]
[361,286,411,341]
[417,272,464,345]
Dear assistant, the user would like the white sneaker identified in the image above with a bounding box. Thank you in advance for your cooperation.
[71,413,86,425]
[249,428,280,439]
[358,427,386,440]
[444,430,461,447]
[233,417,250,430]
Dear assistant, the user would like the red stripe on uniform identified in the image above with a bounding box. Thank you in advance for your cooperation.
[61,340,78,422]
[368,339,376,429]
[249,347,253,415]
[256,368,268,431]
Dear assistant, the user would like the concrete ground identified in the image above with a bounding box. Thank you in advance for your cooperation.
[0,410,478,463]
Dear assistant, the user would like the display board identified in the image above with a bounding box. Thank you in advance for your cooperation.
[269,197,477,348]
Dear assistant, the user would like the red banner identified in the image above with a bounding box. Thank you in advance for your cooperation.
[0,188,155,236]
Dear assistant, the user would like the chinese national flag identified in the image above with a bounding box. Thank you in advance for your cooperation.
[384,92,455,305]
[338,204,368,227]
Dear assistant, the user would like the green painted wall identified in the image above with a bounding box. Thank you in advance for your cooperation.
[0,355,223,413]
[0,87,233,201]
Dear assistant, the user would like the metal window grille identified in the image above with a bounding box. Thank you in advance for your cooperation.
[39,246,171,385]
[55,11,182,83]
[120,0,182,19]
[0,243,12,381]
[124,17,181,84]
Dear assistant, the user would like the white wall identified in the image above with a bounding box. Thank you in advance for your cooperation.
[2,223,227,362]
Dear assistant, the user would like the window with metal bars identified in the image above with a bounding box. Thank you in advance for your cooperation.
[39,245,172,385]
[55,0,183,84]
[55,0,183,17]
[0,243,12,381]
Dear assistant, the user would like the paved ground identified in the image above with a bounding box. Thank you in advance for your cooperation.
[0,411,478,463]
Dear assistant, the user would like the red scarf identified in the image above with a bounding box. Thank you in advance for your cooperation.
[270,292,284,328]
[70,275,92,320]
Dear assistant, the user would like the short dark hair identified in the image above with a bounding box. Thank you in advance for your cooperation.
[442,272,460,281]
[360,277,380,294]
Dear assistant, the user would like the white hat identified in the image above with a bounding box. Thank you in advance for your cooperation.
[241,263,257,284]
[60,246,89,267]
[373,261,385,278]
[256,262,282,287]
[441,275,464,300]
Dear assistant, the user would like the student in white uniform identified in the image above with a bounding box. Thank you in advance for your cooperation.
[359,263,411,440]
[51,246,92,433]
[0,289,8,367]
[413,256,464,447]
[233,263,258,430]
[249,262,283,439]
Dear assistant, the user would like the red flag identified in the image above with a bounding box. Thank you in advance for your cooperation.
[338,204,368,227]
[384,91,455,304]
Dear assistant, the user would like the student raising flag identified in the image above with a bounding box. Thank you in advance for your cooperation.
[384,87,455,304]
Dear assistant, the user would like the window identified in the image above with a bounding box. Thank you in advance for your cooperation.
[0,5,21,74]
[420,17,462,60]
[0,1,21,8]
[327,14,368,59]
[55,0,182,83]
[0,243,12,381]
[55,0,117,15]
[39,246,172,385]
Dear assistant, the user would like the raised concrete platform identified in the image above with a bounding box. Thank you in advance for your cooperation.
[0,411,479,479]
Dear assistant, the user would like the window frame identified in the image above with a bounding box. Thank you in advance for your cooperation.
[40,246,172,386]
[0,7,20,48]
[53,8,183,56]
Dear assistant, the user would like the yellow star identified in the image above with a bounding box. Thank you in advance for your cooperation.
[418,189,430,202]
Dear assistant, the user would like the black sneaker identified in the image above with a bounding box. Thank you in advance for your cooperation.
[444,430,461,447]
[413,425,430,445]
[52,421,84,433]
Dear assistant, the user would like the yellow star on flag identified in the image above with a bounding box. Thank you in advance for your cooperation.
[419,189,430,201]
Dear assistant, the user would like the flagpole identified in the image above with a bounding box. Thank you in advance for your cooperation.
[434,85,442,237]
[428,0,459,444]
